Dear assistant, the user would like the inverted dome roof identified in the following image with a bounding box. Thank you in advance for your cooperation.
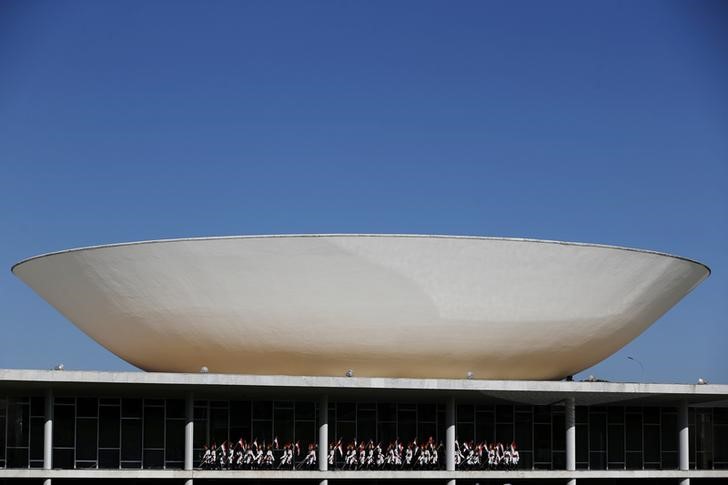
[12,235,709,380]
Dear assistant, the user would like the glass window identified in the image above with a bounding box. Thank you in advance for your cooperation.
[210,406,229,443]
[476,412,495,444]
[30,397,44,417]
[7,399,29,447]
[30,417,44,460]
[608,424,624,463]
[166,400,185,419]
[714,424,728,463]
[54,404,74,448]
[552,413,565,452]
[515,413,532,451]
[230,401,250,426]
[121,399,141,418]
[252,401,272,420]
[143,406,164,449]
[589,413,606,452]
[76,417,98,461]
[295,420,315,445]
[77,398,98,418]
[252,419,272,443]
[662,451,678,469]
[121,419,142,461]
[143,449,164,469]
[457,405,474,423]
[496,422,513,444]
[7,448,28,468]
[608,407,624,424]
[274,407,294,443]
[337,421,355,444]
[418,404,436,422]
[661,411,677,452]
[496,405,513,423]
[590,451,606,470]
[296,401,315,420]
[534,423,551,463]
[378,421,396,444]
[193,416,207,448]
[357,408,376,441]
[378,403,396,422]
[643,407,659,425]
[715,408,728,425]
[644,425,660,464]
[418,422,436,443]
[99,405,120,448]
[53,448,73,469]
[0,416,6,462]
[626,451,642,470]
[398,407,416,443]
[457,422,474,442]
[696,410,713,454]
[99,449,120,469]
[336,403,355,422]
[165,419,184,463]
[626,413,642,451]
[534,406,550,424]
[576,423,588,464]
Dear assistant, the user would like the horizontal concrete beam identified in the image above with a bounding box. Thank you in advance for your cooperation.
[2,468,728,480]
[1,368,726,397]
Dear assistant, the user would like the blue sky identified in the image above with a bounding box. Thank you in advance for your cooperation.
[1,0,726,383]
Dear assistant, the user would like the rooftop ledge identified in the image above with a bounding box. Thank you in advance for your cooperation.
[1,368,727,397]
[1,469,727,480]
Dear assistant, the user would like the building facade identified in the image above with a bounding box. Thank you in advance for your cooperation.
[6,235,723,484]
[0,370,726,485]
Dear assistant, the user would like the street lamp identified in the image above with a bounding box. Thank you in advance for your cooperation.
[627,356,644,382]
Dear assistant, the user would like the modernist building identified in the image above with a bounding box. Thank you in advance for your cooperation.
[2,235,726,485]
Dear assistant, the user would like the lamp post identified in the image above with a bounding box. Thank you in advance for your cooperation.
[627,356,644,382]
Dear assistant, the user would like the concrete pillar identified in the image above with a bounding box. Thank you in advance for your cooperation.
[43,388,53,485]
[185,392,194,485]
[565,396,576,485]
[679,399,689,485]
[445,395,456,485]
[565,397,575,471]
[318,394,328,472]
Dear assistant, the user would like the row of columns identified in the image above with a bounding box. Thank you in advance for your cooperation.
[36,390,693,485]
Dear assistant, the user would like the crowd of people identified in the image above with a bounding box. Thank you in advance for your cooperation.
[455,440,520,470]
[199,437,519,471]
[199,438,318,470]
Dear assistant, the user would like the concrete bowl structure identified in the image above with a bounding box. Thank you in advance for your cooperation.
[11,235,709,380]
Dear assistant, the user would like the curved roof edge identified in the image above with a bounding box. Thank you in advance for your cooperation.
[11,233,712,277]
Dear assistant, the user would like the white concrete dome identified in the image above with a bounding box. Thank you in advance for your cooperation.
[12,235,709,380]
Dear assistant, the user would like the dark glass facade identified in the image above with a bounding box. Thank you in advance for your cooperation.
[1,396,726,471]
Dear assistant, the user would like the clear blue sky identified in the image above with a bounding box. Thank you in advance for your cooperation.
[1,0,726,383]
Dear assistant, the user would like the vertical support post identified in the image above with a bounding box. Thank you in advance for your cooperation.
[565,396,576,485]
[185,392,194,485]
[318,394,329,485]
[446,395,456,485]
[43,388,53,485]
[679,399,689,485]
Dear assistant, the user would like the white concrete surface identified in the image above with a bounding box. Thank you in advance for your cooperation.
[12,235,709,380]
[1,468,727,480]
[2,368,727,400]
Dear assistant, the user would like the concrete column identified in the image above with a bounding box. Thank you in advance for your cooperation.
[43,388,53,485]
[184,392,194,485]
[679,399,689,485]
[445,395,456,485]
[565,396,576,485]
[565,397,575,471]
[318,394,328,472]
